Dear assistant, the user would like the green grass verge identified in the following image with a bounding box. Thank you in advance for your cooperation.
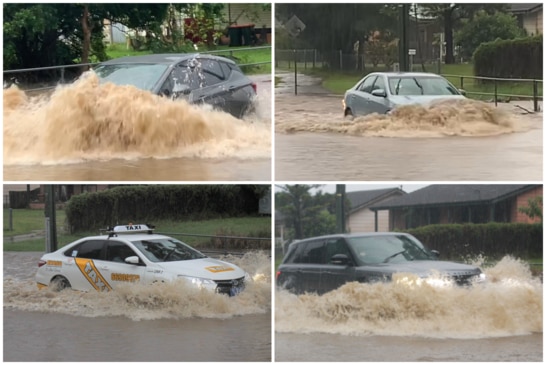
[4,208,271,252]
[277,62,542,100]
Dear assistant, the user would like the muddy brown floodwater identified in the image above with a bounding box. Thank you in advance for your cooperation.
[275,257,542,362]
[4,73,272,181]
[275,94,542,181]
[3,252,271,362]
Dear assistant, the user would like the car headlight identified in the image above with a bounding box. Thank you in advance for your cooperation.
[475,273,487,283]
[179,275,215,288]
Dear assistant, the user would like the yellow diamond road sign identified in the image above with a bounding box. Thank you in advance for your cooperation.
[286,15,305,37]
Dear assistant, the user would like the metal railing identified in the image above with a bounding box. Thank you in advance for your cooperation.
[442,74,543,112]
[3,45,272,93]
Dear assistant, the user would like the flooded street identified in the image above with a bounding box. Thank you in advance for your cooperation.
[275,332,542,362]
[3,252,271,361]
[4,74,272,181]
[275,257,542,361]
[275,92,542,181]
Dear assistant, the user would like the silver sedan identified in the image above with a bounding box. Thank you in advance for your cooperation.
[342,72,465,118]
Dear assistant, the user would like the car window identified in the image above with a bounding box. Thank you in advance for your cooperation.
[388,76,460,96]
[67,240,105,259]
[324,238,351,262]
[372,75,386,92]
[131,238,206,262]
[105,241,138,263]
[94,64,168,91]
[357,75,377,94]
[293,240,325,264]
[348,235,433,265]
[219,61,232,79]
[199,59,225,86]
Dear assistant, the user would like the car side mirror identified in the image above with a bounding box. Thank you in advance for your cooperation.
[125,256,140,265]
[430,250,440,258]
[173,83,192,97]
[458,88,466,96]
[371,89,387,97]
[330,254,350,265]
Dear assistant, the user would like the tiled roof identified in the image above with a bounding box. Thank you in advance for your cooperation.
[370,185,534,210]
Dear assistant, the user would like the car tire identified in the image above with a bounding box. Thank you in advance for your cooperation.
[344,108,354,121]
[51,276,71,291]
[279,275,298,294]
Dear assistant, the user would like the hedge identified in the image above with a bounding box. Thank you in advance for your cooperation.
[405,222,542,261]
[473,35,542,80]
[65,185,268,232]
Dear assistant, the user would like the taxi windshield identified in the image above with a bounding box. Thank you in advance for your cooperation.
[132,239,206,262]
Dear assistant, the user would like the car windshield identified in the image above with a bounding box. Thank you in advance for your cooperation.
[347,235,434,265]
[131,238,206,262]
[388,76,460,96]
[94,63,168,91]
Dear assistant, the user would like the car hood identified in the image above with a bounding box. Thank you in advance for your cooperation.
[157,257,246,280]
[360,260,481,278]
[389,94,465,106]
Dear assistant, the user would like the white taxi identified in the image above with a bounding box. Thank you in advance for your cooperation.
[36,224,249,296]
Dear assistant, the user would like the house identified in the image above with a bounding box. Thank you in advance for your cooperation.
[370,185,542,230]
[223,3,271,44]
[346,188,406,232]
[509,3,543,36]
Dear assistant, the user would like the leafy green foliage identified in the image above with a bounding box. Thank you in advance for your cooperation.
[405,222,543,261]
[473,35,543,79]
[455,10,525,60]
[65,185,268,233]
[518,196,543,222]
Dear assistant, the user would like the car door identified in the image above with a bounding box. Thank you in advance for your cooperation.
[101,240,148,289]
[293,239,325,293]
[320,238,356,293]
[367,74,392,114]
[350,75,377,116]
[188,58,232,112]
[63,239,112,291]
[218,60,254,117]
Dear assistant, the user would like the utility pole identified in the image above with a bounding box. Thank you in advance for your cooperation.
[399,4,410,72]
[44,185,58,252]
[336,185,346,233]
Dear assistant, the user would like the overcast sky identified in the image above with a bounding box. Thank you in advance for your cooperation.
[275,184,429,194]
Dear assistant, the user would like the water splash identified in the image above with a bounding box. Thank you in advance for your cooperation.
[276,256,542,338]
[276,98,528,137]
[4,72,270,165]
[3,251,271,321]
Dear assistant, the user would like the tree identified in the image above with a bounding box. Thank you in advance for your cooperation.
[519,196,543,222]
[276,185,338,241]
[419,3,508,64]
[455,10,524,61]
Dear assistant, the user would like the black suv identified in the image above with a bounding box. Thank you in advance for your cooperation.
[276,232,485,294]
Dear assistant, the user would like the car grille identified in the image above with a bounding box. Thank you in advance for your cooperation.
[452,274,480,285]
[214,277,246,296]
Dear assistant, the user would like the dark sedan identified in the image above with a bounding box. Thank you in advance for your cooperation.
[342,72,465,118]
[94,53,257,119]
[276,232,485,294]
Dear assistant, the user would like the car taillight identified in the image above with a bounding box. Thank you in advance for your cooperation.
[38,260,46,268]
[251,82,257,93]
[276,270,281,280]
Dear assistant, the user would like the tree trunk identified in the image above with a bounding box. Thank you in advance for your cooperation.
[443,8,455,64]
[81,5,92,65]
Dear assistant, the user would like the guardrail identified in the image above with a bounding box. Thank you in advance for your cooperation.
[155,231,271,256]
[442,74,543,112]
[3,46,272,93]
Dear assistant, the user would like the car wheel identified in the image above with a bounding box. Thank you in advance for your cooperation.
[279,275,298,294]
[344,108,354,120]
[51,276,71,291]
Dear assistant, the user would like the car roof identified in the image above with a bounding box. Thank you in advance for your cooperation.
[371,72,443,78]
[291,232,411,244]
[75,233,170,242]
[99,53,236,66]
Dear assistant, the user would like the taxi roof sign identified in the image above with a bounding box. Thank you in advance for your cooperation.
[107,224,155,236]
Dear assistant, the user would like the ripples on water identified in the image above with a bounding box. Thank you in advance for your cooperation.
[276,256,542,338]
[4,252,271,321]
[276,98,529,137]
[3,72,270,165]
